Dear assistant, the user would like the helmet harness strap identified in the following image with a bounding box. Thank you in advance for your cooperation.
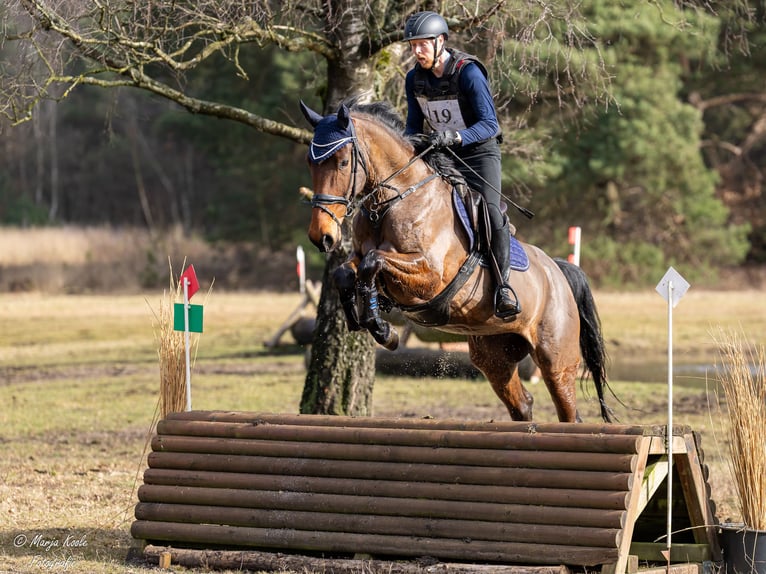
[428,36,444,71]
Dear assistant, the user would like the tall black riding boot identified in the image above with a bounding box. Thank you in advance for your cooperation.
[491,220,521,319]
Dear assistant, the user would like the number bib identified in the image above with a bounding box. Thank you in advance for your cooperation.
[417,97,467,131]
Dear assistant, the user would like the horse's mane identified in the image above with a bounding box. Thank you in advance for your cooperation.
[346,99,405,133]
[344,98,463,181]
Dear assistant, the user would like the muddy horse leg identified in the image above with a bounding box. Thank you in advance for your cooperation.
[533,345,581,423]
[357,251,399,350]
[468,334,533,421]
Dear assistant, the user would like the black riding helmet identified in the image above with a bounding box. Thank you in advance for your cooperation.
[403,11,449,41]
[404,12,449,71]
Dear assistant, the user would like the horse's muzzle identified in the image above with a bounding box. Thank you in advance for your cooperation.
[311,233,338,253]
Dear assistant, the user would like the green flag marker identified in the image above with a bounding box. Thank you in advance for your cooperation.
[173,303,204,333]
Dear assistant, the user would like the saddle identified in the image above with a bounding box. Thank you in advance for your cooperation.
[453,186,525,270]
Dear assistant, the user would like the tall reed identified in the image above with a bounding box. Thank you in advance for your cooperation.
[150,259,202,418]
[713,328,766,530]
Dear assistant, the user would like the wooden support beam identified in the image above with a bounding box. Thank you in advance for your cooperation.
[673,433,722,560]
[165,410,651,436]
[147,451,635,492]
[628,542,711,562]
[150,435,638,472]
[132,521,619,565]
[136,485,628,529]
[602,436,653,574]
[142,468,631,510]
[157,419,642,454]
[142,544,573,574]
[636,458,669,516]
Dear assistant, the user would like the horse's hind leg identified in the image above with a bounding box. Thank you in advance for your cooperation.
[468,334,533,421]
[533,344,581,423]
[357,251,399,350]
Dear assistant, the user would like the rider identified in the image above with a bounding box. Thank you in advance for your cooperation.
[402,10,520,319]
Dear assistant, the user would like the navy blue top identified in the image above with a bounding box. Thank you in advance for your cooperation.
[404,56,500,146]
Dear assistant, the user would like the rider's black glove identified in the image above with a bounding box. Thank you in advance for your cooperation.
[428,129,461,149]
[406,133,431,152]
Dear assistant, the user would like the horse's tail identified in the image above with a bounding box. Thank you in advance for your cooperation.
[554,258,617,423]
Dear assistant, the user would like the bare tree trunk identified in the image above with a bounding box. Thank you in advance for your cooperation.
[181,144,194,231]
[33,111,44,213]
[299,3,378,416]
[47,101,59,221]
[126,111,156,231]
[300,240,376,416]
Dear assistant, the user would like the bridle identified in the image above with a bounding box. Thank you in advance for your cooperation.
[309,118,368,232]
[310,117,438,231]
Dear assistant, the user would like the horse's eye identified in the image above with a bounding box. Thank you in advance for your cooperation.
[339,159,350,168]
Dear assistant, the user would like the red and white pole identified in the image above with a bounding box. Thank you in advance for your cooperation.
[567,226,581,267]
[296,245,306,295]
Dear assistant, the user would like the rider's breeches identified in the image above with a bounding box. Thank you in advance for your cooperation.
[455,138,504,230]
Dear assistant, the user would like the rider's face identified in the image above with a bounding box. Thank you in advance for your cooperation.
[409,37,441,68]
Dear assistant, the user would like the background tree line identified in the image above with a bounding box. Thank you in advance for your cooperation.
[1,0,764,415]
[1,2,763,286]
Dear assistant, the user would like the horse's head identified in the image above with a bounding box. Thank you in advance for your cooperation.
[300,101,365,253]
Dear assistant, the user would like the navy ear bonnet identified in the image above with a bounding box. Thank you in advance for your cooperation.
[309,115,355,163]
[300,101,355,164]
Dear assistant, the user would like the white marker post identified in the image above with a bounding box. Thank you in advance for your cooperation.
[173,265,201,414]
[567,226,581,267]
[183,276,192,411]
[655,266,690,561]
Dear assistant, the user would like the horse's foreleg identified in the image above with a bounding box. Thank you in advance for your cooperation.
[358,251,399,351]
[332,262,362,332]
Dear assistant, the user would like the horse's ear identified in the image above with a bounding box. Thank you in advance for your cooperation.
[299,100,323,127]
[337,104,351,130]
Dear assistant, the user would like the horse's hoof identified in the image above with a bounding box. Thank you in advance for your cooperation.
[382,329,399,351]
[368,320,399,351]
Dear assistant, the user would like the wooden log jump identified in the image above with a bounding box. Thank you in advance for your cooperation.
[132,411,720,573]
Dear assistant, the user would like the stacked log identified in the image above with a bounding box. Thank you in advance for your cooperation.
[132,411,649,566]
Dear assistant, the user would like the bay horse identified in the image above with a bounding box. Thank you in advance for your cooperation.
[300,100,614,423]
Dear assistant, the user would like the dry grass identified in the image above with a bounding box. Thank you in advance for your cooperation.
[0,292,306,574]
[711,328,766,530]
[149,260,204,418]
[0,226,147,265]
[155,283,188,417]
[0,225,300,293]
[0,225,216,266]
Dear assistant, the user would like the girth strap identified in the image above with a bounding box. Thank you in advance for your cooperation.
[396,249,483,327]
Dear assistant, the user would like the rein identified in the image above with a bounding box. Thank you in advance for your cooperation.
[357,140,438,226]
[442,147,535,220]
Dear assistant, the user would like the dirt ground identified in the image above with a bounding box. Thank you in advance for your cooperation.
[0,288,755,573]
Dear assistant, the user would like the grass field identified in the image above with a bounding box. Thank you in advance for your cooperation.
[0,289,764,573]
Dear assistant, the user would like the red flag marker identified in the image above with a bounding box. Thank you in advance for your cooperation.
[179,265,200,299]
